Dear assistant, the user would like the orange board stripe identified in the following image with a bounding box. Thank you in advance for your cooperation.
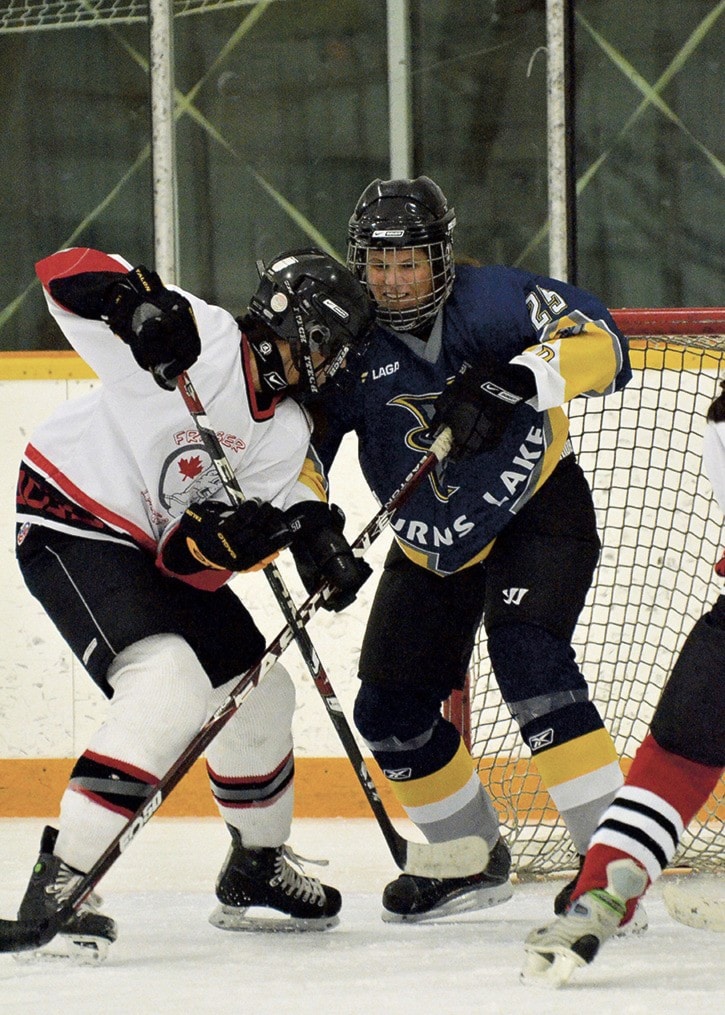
[0,351,96,380]
[2,345,722,382]
[1,757,722,824]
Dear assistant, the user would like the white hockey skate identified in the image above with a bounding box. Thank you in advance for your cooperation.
[521,858,648,987]
[554,855,648,935]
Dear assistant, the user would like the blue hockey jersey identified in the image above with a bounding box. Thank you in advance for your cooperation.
[315,264,631,576]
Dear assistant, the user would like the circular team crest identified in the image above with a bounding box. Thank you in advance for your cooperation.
[158,445,224,513]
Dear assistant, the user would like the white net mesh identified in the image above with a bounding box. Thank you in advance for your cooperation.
[468,335,725,878]
[0,0,251,33]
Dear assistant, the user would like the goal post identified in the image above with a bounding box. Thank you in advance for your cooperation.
[453,307,725,878]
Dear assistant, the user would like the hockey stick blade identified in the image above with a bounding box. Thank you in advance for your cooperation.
[0,917,57,952]
[404,836,489,878]
[662,877,725,932]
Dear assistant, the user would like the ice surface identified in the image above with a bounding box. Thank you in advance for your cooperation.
[0,818,722,1014]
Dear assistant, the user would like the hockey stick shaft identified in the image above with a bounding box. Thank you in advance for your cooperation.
[0,632,286,951]
[175,371,452,870]
[176,396,487,877]
[0,386,455,952]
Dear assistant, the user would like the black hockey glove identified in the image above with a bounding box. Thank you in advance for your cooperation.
[165,499,292,574]
[103,265,201,390]
[429,361,536,461]
[286,501,372,612]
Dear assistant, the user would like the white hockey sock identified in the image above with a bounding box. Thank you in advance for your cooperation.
[206,662,296,848]
[55,634,213,871]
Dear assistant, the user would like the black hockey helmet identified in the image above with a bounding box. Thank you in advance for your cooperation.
[247,247,374,395]
[347,176,456,331]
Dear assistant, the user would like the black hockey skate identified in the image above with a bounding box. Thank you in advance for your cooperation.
[15,825,117,964]
[209,827,342,932]
[381,836,513,923]
[554,856,585,915]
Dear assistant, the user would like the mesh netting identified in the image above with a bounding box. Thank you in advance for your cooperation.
[469,336,725,878]
[0,0,248,33]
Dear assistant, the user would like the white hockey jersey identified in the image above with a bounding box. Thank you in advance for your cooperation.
[17,248,324,586]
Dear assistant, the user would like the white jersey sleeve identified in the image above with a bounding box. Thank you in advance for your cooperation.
[702,419,725,518]
[37,249,139,384]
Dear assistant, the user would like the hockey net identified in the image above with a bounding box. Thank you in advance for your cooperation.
[461,307,725,878]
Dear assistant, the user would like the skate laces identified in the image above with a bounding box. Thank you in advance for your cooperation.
[270,847,327,905]
[44,862,103,914]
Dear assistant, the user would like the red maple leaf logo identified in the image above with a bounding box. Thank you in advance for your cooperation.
[178,455,203,481]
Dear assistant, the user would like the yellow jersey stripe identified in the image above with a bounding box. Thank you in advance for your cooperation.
[295,453,328,501]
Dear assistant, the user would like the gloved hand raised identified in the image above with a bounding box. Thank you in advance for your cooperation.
[286,501,372,611]
[429,361,535,461]
[103,265,201,390]
[173,499,292,573]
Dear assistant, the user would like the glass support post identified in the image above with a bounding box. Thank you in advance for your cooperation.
[149,0,179,282]
[387,0,413,179]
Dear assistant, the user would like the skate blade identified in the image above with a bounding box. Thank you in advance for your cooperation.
[12,933,110,966]
[381,880,513,924]
[520,944,585,988]
[209,904,339,933]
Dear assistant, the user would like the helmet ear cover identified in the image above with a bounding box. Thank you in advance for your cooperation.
[239,317,290,396]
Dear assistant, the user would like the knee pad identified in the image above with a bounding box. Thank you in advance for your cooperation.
[354,681,463,782]
[206,662,295,772]
[93,633,212,775]
[353,681,443,745]
[487,623,587,707]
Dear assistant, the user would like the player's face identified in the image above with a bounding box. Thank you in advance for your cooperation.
[365,247,434,314]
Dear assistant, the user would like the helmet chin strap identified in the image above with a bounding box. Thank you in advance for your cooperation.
[247,332,290,395]
[290,304,320,395]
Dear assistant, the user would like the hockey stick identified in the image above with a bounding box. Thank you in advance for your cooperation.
[175,372,486,878]
[0,379,461,954]
[0,630,283,952]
